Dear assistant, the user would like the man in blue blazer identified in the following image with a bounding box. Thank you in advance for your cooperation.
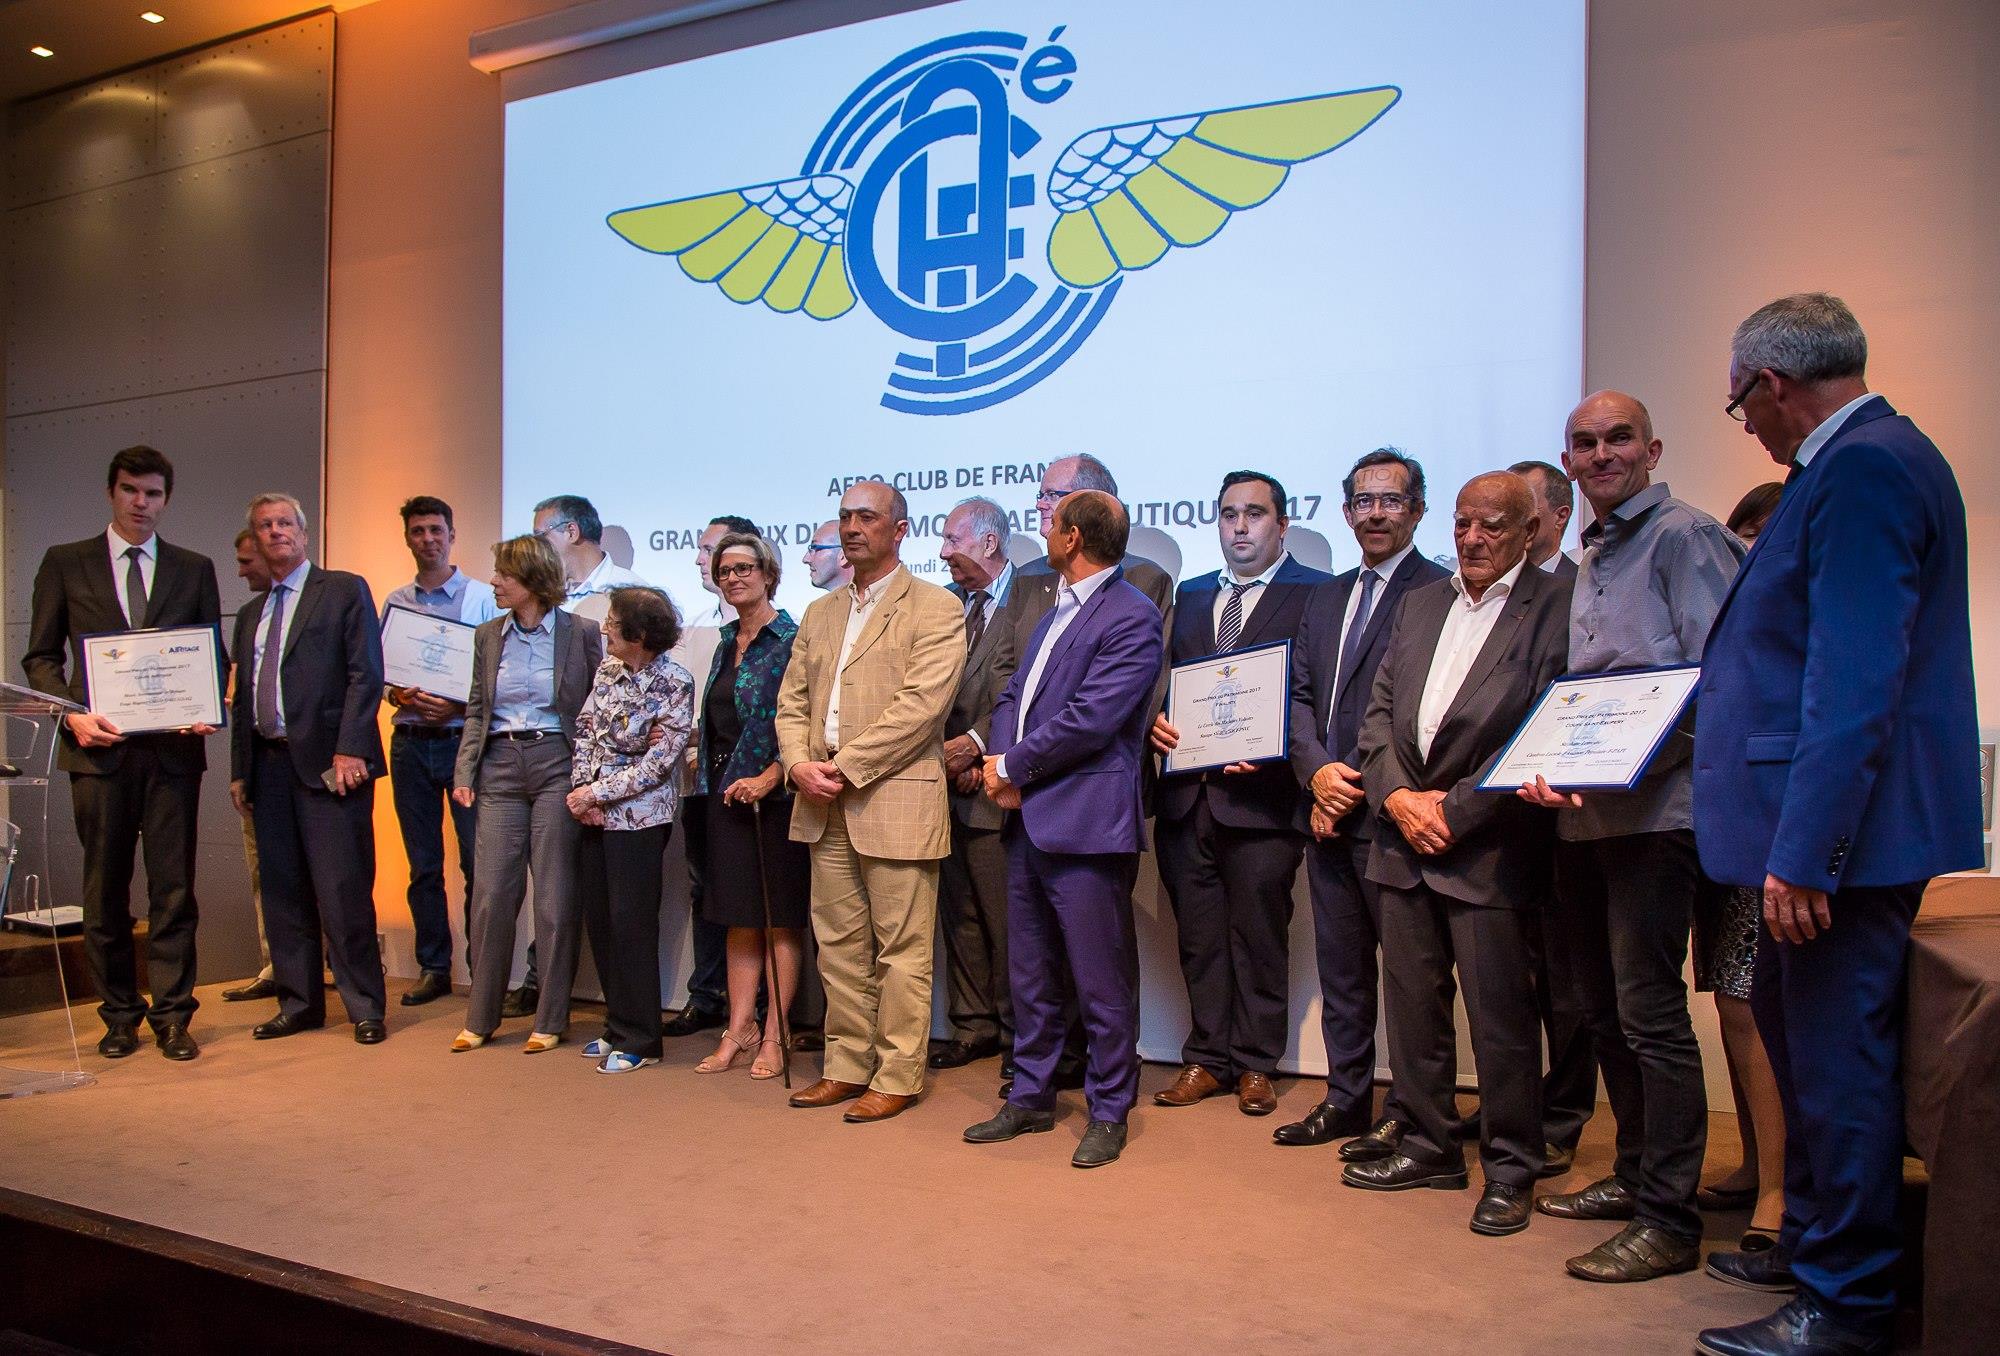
[1151,471,1331,1117]
[967,490,1167,1168]
[1693,294,1980,1356]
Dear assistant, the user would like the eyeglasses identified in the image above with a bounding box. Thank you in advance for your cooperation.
[714,562,760,580]
[803,543,841,554]
[1034,484,1080,505]
[1347,493,1413,515]
[536,518,574,539]
[1725,371,1773,422]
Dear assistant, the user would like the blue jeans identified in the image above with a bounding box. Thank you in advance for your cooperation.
[390,728,476,975]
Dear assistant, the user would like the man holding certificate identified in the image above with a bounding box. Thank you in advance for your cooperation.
[380,495,497,1006]
[1519,391,1743,1283]
[23,446,222,1062]
[1149,471,1329,1117]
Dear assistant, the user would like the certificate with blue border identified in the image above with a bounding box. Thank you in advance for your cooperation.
[81,623,226,734]
[1477,664,1701,793]
[380,604,477,704]
[1163,640,1292,776]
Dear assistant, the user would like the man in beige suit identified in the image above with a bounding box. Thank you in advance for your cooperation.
[776,480,965,1122]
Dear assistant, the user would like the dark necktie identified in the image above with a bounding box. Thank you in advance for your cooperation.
[255,584,289,738]
[964,589,989,653]
[1216,581,1252,651]
[1331,569,1381,728]
[123,546,148,626]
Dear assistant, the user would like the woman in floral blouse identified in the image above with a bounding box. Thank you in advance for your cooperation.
[566,586,694,1074]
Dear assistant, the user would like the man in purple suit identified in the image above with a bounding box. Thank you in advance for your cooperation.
[964,490,1167,1169]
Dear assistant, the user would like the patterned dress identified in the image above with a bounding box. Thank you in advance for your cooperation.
[571,652,695,830]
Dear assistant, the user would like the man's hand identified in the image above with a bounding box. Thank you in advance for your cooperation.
[64,712,125,748]
[790,760,846,805]
[1309,802,1341,840]
[952,766,984,796]
[722,764,782,806]
[1309,762,1363,817]
[401,688,462,723]
[230,779,252,817]
[451,786,475,809]
[187,723,219,737]
[1384,787,1454,855]
[1763,873,1833,944]
[942,733,983,777]
[1517,775,1583,809]
[990,781,1022,811]
[1149,713,1180,756]
[565,784,598,820]
[329,754,368,796]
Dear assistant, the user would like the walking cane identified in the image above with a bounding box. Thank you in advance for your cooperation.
[749,798,793,1088]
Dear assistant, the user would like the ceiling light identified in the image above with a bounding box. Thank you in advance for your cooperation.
[30,45,53,57]
[141,11,165,22]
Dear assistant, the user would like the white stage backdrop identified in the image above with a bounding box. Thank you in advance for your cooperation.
[504,0,1586,1072]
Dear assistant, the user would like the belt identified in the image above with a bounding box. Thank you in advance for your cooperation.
[394,725,463,741]
[492,728,562,741]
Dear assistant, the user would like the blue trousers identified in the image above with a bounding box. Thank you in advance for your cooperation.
[389,729,476,975]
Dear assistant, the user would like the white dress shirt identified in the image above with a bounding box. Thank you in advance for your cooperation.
[1000,562,1115,781]
[1415,557,1524,760]
[823,565,903,751]
[251,559,312,737]
[1209,552,1289,639]
[1792,391,1877,470]
[106,527,157,627]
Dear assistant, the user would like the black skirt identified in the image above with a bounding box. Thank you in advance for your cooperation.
[700,791,812,930]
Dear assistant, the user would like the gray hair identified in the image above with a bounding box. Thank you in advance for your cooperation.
[952,495,1010,549]
[246,492,308,533]
[1508,460,1573,513]
[1066,453,1119,495]
[1342,447,1426,507]
[1731,292,1867,384]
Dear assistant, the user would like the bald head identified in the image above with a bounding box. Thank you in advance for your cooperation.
[1564,389,1662,514]
[1452,472,1537,598]
[1048,488,1130,579]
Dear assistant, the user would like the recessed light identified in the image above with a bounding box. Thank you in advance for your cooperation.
[141,11,165,22]
[30,45,53,57]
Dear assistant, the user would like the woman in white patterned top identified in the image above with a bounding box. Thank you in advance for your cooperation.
[566,586,694,1073]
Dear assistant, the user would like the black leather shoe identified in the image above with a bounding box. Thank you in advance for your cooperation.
[660,1003,724,1037]
[964,1104,1056,1143]
[399,972,452,1006]
[1470,1181,1532,1235]
[1273,1099,1371,1147]
[1340,1151,1468,1191]
[1706,1244,1798,1293]
[1535,1174,1637,1220]
[1538,1141,1575,1178]
[252,1013,324,1040]
[1565,1222,1700,1282]
[1695,1297,1888,1356]
[1337,1116,1410,1162]
[929,1037,1000,1070]
[354,1020,387,1045]
[498,985,540,1020]
[1072,1120,1127,1168]
[154,1024,199,1061]
[222,976,277,1002]
[98,1025,140,1059]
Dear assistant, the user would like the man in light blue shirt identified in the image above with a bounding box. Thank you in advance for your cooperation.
[381,496,499,1005]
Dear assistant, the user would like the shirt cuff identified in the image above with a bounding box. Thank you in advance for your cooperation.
[996,754,1014,785]
[968,729,986,753]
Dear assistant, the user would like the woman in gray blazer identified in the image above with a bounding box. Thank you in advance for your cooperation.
[450,535,602,1052]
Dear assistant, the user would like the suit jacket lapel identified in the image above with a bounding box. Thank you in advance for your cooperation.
[1435,570,1538,737]
[142,543,179,628]
[1233,559,1308,649]
[1395,586,1452,756]
[1187,577,1220,653]
[1029,568,1122,718]
[280,569,325,661]
[83,538,124,627]
[1333,554,1417,711]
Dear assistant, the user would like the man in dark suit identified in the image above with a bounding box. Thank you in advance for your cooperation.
[229,492,391,1044]
[966,491,1166,1169]
[931,496,1018,1070]
[1340,471,1571,1241]
[1149,471,1329,1116]
[1275,449,1447,1150]
[1692,295,1980,1356]
[23,446,222,1061]
[1511,460,1579,580]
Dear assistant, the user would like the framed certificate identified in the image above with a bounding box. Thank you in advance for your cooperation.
[380,605,477,703]
[1163,640,1292,776]
[1477,664,1702,793]
[81,624,225,734]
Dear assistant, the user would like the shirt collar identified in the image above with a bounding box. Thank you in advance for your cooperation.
[1219,551,1288,591]
[510,608,554,638]
[1582,481,1672,546]
[275,559,311,593]
[1449,555,1526,607]
[413,567,467,601]
[1358,542,1414,584]
[849,564,904,609]
[1062,561,1116,606]
[983,560,1014,605]
[1793,392,1877,470]
[107,527,157,560]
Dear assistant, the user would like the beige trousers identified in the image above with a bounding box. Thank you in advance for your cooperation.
[809,799,939,1096]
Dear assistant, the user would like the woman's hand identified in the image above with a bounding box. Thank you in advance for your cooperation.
[723,764,782,806]
[565,785,599,820]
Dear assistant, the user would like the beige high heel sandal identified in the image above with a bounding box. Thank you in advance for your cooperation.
[750,1037,785,1081]
[696,1028,758,1074]
[450,1029,487,1052]
[523,1031,563,1053]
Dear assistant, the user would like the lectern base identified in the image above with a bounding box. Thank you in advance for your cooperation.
[0,1065,93,1100]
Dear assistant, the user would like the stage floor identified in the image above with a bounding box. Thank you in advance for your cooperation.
[0,982,1773,1355]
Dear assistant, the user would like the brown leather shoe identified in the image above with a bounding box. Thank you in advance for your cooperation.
[843,1089,915,1123]
[788,1078,866,1108]
[1153,1064,1225,1107]
[1236,1071,1278,1116]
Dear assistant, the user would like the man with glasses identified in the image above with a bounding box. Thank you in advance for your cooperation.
[802,519,851,592]
[1277,448,1448,1151]
[532,494,647,623]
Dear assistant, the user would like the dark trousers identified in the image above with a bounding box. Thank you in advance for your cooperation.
[1379,880,1543,1187]
[1305,832,1403,1116]
[251,740,385,1024]
[578,823,669,1060]
[1754,880,1922,1337]
[1156,793,1302,1079]
[1524,901,1599,1151]
[678,797,728,1013]
[389,729,476,976]
[940,818,1012,1046]
[69,747,201,1030]
[1005,827,1140,1124]
[1554,831,1707,1239]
